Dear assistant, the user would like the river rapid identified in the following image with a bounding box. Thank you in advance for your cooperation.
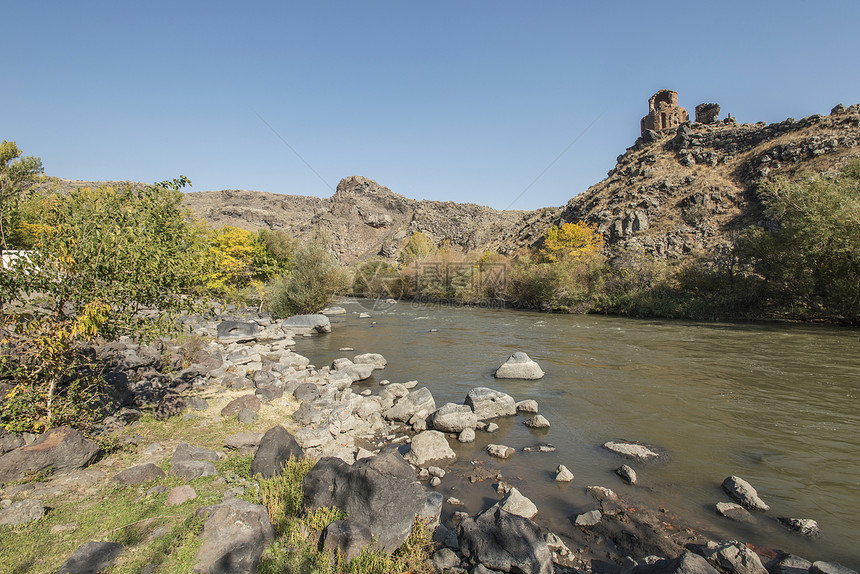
[295,298,860,568]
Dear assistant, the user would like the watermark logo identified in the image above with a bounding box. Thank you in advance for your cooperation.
[354,260,508,311]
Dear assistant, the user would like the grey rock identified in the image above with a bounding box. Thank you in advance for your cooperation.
[699,539,767,574]
[458,505,553,574]
[293,383,320,402]
[523,414,550,429]
[494,352,544,379]
[431,403,479,433]
[458,428,476,443]
[384,387,436,422]
[251,426,302,479]
[515,399,539,413]
[575,510,602,526]
[254,385,283,402]
[0,498,44,525]
[810,562,857,574]
[282,314,331,333]
[217,320,259,341]
[778,517,820,537]
[166,485,197,506]
[722,476,770,511]
[766,555,812,574]
[353,353,387,369]
[236,408,258,424]
[432,548,461,570]
[465,387,517,420]
[194,498,275,574]
[497,487,538,519]
[302,447,426,554]
[188,396,210,411]
[322,519,373,563]
[716,502,754,523]
[404,430,456,466]
[155,393,186,420]
[0,426,100,484]
[602,440,660,461]
[616,464,637,485]
[224,432,263,452]
[221,394,262,416]
[486,444,514,459]
[56,541,125,574]
[170,443,219,481]
[555,465,574,482]
[631,551,720,574]
[112,463,166,485]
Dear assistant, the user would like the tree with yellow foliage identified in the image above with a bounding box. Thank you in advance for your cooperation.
[540,221,603,263]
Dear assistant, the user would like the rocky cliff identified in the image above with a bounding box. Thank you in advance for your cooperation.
[561,103,860,259]
[49,103,860,265]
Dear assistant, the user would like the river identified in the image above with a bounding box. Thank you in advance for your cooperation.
[294,298,860,568]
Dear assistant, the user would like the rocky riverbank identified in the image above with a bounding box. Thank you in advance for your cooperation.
[0,307,856,574]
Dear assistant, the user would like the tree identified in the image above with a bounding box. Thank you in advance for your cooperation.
[741,162,860,320]
[398,231,436,265]
[0,140,43,251]
[1,177,196,432]
[266,233,350,317]
[540,221,603,263]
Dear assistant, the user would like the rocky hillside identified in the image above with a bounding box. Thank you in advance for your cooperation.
[48,102,860,264]
[183,177,557,264]
[561,103,860,259]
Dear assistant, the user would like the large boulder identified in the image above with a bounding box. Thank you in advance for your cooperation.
[322,520,373,563]
[458,505,553,574]
[722,476,769,511]
[404,430,456,466]
[431,403,478,433]
[282,314,331,334]
[302,447,427,553]
[56,541,125,574]
[221,395,262,417]
[353,353,387,369]
[465,387,516,420]
[383,387,436,422]
[0,426,100,483]
[194,498,275,574]
[494,352,544,380]
[250,426,302,479]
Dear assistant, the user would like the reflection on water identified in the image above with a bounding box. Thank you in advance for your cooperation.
[295,299,860,567]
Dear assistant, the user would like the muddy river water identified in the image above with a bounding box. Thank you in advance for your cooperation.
[295,299,860,568]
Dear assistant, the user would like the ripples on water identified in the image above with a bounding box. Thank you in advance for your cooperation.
[295,300,860,567]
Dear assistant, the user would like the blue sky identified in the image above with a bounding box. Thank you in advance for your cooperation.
[4,1,859,210]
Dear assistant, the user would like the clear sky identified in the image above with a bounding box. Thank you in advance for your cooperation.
[3,1,859,210]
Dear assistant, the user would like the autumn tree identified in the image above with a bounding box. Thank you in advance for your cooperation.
[0,140,43,251]
[540,221,603,263]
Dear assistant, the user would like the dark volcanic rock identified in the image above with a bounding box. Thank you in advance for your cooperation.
[194,498,275,574]
[250,425,302,479]
[458,505,553,574]
[0,426,100,484]
[56,541,125,574]
[155,393,186,420]
[112,463,166,485]
[169,443,219,481]
[302,447,426,553]
[221,394,262,416]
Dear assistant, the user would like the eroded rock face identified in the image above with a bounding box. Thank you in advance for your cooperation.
[0,426,100,484]
[194,498,275,574]
[302,448,426,554]
[458,505,553,574]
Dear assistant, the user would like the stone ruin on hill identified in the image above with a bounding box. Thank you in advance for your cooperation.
[640,89,689,135]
